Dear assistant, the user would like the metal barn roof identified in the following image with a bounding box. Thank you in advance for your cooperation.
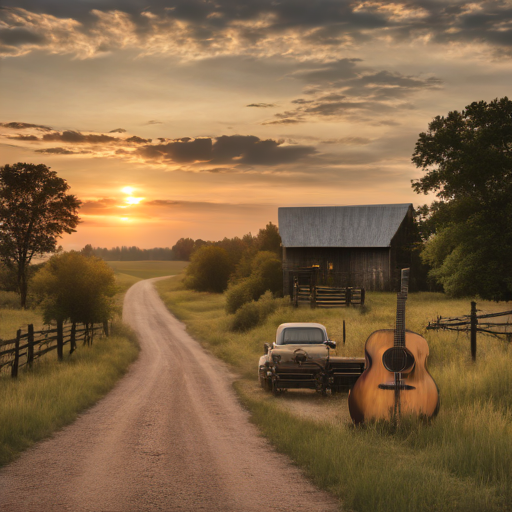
[278,204,413,248]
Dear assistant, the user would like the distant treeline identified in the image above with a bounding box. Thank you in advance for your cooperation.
[81,245,175,261]
[80,222,282,263]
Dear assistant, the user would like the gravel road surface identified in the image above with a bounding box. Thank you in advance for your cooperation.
[0,278,339,512]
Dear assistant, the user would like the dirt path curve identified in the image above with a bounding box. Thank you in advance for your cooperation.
[0,278,340,512]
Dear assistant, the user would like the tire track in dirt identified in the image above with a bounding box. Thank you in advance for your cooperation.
[0,278,340,511]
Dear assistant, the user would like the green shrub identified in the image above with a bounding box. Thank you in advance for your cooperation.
[231,291,280,331]
[184,245,231,293]
[225,280,254,314]
[232,300,260,331]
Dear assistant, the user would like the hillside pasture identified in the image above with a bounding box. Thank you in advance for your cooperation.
[106,260,188,280]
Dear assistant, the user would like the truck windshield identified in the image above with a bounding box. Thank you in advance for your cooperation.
[281,328,325,345]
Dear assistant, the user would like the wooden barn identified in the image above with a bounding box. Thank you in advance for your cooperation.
[279,203,415,295]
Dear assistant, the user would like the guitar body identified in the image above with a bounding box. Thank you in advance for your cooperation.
[348,329,439,424]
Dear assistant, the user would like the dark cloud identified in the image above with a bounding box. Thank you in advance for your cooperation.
[35,147,91,155]
[136,134,315,165]
[137,138,213,162]
[6,134,39,141]
[145,120,163,125]
[109,128,126,133]
[246,103,276,108]
[5,1,512,59]
[126,135,152,144]
[268,59,442,123]
[262,118,303,125]
[0,27,46,46]
[42,130,119,144]
[0,121,52,131]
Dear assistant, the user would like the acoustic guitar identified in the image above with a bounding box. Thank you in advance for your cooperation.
[348,268,439,424]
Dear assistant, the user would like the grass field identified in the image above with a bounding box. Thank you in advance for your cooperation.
[106,260,188,280]
[157,275,512,512]
[0,271,142,467]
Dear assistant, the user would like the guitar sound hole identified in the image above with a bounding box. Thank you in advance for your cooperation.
[382,347,414,373]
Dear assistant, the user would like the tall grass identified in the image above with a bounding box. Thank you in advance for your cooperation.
[157,275,512,512]
[0,271,142,466]
[0,323,139,466]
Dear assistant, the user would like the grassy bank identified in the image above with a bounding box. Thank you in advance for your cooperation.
[0,272,142,467]
[0,323,139,466]
[157,275,512,512]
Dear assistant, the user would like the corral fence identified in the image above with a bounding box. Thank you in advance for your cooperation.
[0,321,109,378]
[292,278,365,309]
[427,301,512,361]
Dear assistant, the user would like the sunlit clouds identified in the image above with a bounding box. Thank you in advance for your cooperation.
[4,2,512,61]
[2,0,512,248]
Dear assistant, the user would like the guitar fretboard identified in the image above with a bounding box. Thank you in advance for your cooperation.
[394,269,409,348]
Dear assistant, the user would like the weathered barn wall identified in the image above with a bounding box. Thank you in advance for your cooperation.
[283,247,391,293]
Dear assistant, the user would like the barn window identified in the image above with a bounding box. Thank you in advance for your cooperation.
[328,262,333,271]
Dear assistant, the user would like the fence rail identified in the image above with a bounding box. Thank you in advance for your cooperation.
[292,281,365,309]
[427,301,512,360]
[0,321,108,378]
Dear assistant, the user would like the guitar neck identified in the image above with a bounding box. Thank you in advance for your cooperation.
[394,269,409,348]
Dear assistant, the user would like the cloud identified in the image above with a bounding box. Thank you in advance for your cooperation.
[5,2,512,60]
[42,130,119,144]
[6,134,39,141]
[266,59,442,124]
[1,120,316,167]
[145,120,163,125]
[0,27,46,46]
[109,128,126,133]
[246,103,276,108]
[126,135,152,144]
[35,147,91,155]
[0,121,52,131]
[136,134,316,165]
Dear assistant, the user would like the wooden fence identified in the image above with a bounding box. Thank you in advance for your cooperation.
[292,280,365,309]
[0,321,108,378]
[427,301,512,361]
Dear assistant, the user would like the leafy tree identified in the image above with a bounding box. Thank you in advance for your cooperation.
[32,252,117,325]
[256,222,281,256]
[412,97,512,300]
[184,245,231,293]
[172,237,196,261]
[0,163,81,308]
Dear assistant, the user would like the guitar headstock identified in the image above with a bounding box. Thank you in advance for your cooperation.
[399,268,410,299]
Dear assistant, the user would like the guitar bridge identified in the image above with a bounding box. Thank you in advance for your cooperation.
[378,381,416,390]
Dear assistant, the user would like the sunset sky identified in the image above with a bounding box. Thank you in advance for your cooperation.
[2,1,512,250]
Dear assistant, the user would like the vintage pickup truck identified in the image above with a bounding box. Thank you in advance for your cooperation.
[258,322,365,395]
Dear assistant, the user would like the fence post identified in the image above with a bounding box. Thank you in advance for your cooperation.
[470,301,477,361]
[103,320,109,337]
[27,324,34,368]
[343,320,346,345]
[12,329,21,378]
[70,322,76,354]
[346,287,352,307]
[57,320,64,361]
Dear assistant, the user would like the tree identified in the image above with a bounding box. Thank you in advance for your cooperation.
[32,252,117,325]
[412,97,512,300]
[172,237,196,261]
[184,245,231,293]
[0,163,81,308]
[256,222,282,256]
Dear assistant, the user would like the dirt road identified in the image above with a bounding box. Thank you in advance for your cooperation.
[0,278,339,512]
